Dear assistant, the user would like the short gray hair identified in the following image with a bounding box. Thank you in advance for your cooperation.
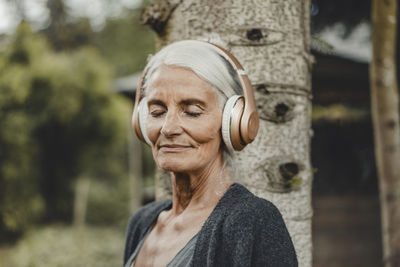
[141,40,242,107]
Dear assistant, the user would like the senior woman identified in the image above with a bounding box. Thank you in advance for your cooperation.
[123,40,297,267]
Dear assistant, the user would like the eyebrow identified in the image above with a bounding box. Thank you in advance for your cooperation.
[147,99,166,107]
[180,99,206,108]
[147,98,207,108]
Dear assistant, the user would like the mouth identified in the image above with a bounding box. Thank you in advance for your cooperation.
[158,144,193,152]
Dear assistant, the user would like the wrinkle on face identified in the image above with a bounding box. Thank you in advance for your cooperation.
[145,64,223,176]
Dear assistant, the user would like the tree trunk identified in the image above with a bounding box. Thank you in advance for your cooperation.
[73,177,90,227]
[128,119,143,213]
[370,0,400,266]
[144,1,313,266]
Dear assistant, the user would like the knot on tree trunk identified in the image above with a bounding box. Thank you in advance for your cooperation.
[141,0,181,35]
[256,92,296,123]
[262,156,304,193]
[228,28,284,46]
[246,28,263,41]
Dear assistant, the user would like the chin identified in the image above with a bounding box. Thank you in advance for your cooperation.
[156,157,198,173]
[158,161,193,173]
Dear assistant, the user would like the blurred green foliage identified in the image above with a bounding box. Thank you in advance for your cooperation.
[94,13,155,76]
[0,0,157,247]
[42,0,155,77]
[44,0,94,51]
[0,22,132,240]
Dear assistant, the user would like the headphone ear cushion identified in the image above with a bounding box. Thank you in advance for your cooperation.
[137,97,152,145]
[222,95,243,152]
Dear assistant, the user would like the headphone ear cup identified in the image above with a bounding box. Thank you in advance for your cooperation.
[222,95,245,152]
[137,97,152,145]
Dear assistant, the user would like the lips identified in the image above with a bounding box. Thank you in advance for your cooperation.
[158,144,193,152]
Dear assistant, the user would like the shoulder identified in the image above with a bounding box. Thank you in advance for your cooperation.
[219,183,298,266]
[123,199,172,264]
[222,183,283,226]
[126,199,172,230]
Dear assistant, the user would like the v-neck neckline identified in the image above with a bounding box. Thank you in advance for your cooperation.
[127,183,240,267]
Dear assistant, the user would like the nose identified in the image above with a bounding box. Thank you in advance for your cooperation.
[160,110,183,137]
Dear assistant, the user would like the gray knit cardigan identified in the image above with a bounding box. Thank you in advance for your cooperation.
[123,183,298,266]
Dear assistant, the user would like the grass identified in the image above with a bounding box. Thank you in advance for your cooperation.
[0,224,126,267]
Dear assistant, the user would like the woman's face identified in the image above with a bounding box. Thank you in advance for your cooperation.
[144,64,223,173]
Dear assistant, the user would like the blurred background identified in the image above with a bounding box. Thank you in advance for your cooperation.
[0,0,156,266]
[0,0,395,266]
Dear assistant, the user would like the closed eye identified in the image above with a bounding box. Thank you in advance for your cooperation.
[183,103,204,118]
[149,104,166,117]
[151,111,165,117]
[185,112,201,117]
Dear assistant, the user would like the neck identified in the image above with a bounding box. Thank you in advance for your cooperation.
[170,153,233,215]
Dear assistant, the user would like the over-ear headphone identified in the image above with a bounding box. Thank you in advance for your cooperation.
[132,40,259,151]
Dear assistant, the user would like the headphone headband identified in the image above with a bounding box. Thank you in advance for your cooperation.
[207,42,259,143]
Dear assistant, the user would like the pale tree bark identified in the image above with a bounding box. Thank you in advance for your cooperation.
[370,0,400,266]
[142,1,313,266]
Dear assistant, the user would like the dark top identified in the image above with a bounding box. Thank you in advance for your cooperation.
[123,183,298,267]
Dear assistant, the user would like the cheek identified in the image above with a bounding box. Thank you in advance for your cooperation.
[186,116,222,144]
[196,138,222,162]
[146,117,162,145]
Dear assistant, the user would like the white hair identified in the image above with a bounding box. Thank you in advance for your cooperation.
[141,40,242,107]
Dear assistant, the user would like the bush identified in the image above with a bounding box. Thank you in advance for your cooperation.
[0,23,131,239]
